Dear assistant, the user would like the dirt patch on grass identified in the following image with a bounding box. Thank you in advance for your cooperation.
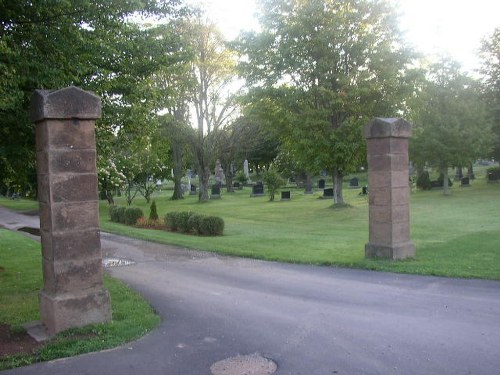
[0,324,42,358]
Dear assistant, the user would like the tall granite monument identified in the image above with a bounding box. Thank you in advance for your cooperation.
[31,86,111,335]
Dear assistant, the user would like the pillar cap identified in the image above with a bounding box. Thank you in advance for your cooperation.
[364,118,412,139]
[31,86,101,123]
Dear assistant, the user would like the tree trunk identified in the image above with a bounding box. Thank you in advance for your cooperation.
[304,174,313,194]
[455,167,463,181]
[442,167,450,196]
[171,142,184,200]
[199,166,210,201]
[332,167,344,204]
[467,163,475,180]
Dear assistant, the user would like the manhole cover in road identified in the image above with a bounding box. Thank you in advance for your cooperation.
[102,257,135,268]
[210,353,277,375]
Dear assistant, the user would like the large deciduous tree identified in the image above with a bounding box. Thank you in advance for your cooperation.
[409,59,492,195]
[235,0,415,204]
[0,0,189,196]
[479,27,500,163]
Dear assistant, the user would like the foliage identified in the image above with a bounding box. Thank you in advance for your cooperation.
[149,200,159,221]
[486,166,500,180]
[0,229,159,370]
[479,28,500,162]
[409,59,493,195]
[124,208,144,225]
[236,0,417,204]
[262,169,285,201]
[109,206,143,225]
[0,0,191,197]
[163,211,224,236]
[416,171,431,190]
[198,216,225,236]
[235,171,248,185]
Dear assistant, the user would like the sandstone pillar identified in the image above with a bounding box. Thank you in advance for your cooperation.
[364,118,415,260]
[31,86,111,335]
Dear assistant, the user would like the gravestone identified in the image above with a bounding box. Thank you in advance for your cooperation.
[251,182,265,197]
[215,159,225,185]
[31,87,111,335]
[361,186,368,195]
[243,159,250,179]
[190,184,197,195]
[318,179,325,189]
[323,188,334,199]
[461,177,470,187]
[364,118,415,260]
[211,184,221,199]
[281,191,291,201]
[349,177,359,188]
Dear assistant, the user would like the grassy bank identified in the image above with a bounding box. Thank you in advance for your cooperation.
[0,229,160,370]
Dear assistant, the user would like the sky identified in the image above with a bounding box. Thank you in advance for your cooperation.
[190,0,500,74]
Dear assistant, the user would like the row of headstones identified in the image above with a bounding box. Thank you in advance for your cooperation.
[193,180,369,200]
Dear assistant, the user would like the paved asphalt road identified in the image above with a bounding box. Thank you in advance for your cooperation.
[1,207,500,374]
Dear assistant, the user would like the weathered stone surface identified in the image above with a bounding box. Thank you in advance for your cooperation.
[364,117,412,139]
[42,257,104,294]
[33,86,110,335]
[39,289,111,336]
[40,229,101,261]
[364,117,415,260]
[36,119,97,151]
[31,87,101,123]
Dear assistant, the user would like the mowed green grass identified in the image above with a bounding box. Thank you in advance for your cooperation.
[99,176,500,280]
[0,229,160,370]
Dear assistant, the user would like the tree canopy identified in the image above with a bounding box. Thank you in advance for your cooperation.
[235,0,416,203]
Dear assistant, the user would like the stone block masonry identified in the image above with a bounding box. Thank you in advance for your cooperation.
[31,87,111,335]
[364,118,416,260]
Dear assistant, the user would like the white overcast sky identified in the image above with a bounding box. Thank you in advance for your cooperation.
[189,0,500,74]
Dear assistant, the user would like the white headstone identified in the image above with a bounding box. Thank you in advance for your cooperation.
[244,159,249,178]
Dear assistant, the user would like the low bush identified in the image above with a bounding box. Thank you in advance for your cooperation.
[177,211,194,233]
[199,215,225,236]
[416,171,431,190]
[124,207,144,225]
[149,200,159,221]
[187,214,204,234]
[116,206,127,223]
[487,166,500,180]
[164,211,224,236]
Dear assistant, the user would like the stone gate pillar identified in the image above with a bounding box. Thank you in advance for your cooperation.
[364,118,415,260]
[31,86,111,335]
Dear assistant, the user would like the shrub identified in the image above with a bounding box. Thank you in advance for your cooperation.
[487,166,500,180]
[116,206,127,223]
[177,211,194,233]
[262,169,285,201]
[149,200,159,221]
[235,170,248,185]
[199,215,225,236]
[187,214,204,234]
[416,171,431,190]
[124,207,144,225]
[165,211,180,231]
[109,205,119,222]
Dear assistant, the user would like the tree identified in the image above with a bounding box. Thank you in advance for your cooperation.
[184,19,239,201]
[262,168,284,201]
[409,59,493,195]
[479,27,500,163]
[235,0,416,204]
[0,0,190,196]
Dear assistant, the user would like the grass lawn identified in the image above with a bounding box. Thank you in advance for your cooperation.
[0,229,160,370]
[97,177,500,280]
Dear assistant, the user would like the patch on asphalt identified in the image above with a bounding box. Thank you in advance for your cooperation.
[210,353,277,375]
[102,257,135,268]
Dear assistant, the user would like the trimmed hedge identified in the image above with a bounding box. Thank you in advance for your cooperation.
[164,211,224,236]
[109,205,144,225]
